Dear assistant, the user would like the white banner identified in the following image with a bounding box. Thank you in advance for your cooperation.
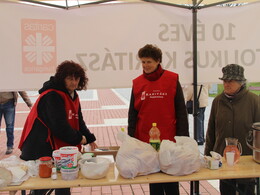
[0,2,259,91]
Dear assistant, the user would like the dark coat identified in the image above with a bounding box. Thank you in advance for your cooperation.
[204,87,260,156]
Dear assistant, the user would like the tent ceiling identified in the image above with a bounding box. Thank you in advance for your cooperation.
[7,0,260,9]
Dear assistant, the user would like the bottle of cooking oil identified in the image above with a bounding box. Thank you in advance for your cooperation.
[149,123,161,151]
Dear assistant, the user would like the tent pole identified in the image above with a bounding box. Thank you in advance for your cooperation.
[201,0,238,8]
[191,1,200,194]
[192,1,198,143]
[65,0,68,9]
[19,0,66,9]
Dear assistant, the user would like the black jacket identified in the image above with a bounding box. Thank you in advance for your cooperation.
[20,77,96,161]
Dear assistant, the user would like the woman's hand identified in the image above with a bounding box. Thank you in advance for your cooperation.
[80,136,87,145]
[80,136,98,150]
[89,142,98,151]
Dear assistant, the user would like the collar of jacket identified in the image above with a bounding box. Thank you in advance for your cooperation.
[222,86,248,101]
[143,64,164,81]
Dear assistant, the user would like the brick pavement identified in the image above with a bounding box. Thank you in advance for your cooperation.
[0,89,220,195]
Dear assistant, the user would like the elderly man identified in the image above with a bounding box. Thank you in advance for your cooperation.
[204,64,260,195]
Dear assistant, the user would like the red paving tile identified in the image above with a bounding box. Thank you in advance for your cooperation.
[0,89,220,195]
[80,187,91,194]
[111,186,121,191]
[97,89,125,106]
[101,186,112,194]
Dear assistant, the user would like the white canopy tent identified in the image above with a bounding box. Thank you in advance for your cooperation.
[1,0,260,91]
[1,1,260,193]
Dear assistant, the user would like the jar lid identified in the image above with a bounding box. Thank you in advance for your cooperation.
[39,156,52,161]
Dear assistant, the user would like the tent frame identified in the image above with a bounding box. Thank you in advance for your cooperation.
[10,0,253,194]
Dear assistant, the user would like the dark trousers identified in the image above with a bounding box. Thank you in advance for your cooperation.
[220,179,256,195]
[196,107,206,143]
[29,188,70,195]
[149,182,179,195]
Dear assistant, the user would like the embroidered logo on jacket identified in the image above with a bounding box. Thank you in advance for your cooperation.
[141,90,168,100]
[68,110,79,120]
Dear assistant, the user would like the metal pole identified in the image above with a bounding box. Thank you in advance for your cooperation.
[192,0,199,143]
[190,181,194,194]
[192,0,200,194]
[257,177,260,195]
[65,0,68,9]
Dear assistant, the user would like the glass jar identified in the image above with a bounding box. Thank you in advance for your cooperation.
[39,156,53,178]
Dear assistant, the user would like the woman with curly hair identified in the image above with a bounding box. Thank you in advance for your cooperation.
[19,60,97,195]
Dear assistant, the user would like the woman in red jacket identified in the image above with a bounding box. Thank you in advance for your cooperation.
[19,60,97,195]
[128,44,189,195]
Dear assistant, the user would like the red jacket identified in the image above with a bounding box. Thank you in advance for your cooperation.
[133,70,178,143]
[19,89,81,150]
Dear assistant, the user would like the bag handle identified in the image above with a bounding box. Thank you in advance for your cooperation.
[189,84,203,99]
[197,85,203,100]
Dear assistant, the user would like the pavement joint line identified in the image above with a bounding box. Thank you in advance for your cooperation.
[88,123,128,127]
[101,105,128,109]
[16,107,128,113]
[81,106,128,111]
[104,118,128,125]
[111,88,130,105]
[16,111,30,114]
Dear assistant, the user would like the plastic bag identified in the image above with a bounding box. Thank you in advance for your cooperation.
[115,132,160,179]
[159,136,201,176]
[186,100,193,114]
[186,100,199,114]
[0,155,32,185]
[0,167,12,187]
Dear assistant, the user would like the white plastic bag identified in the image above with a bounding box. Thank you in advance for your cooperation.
[115,132,160,179]
[0,155,31,185]
[159,136,201,176]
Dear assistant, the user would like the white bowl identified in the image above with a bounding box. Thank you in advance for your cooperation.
[80,157,110,179]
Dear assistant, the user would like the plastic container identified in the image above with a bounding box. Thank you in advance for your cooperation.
[59,146,78,169]
[61,167,79,180]
[80,157,110,179]
[39,156,53,178]
[149,123,161,151]
[52,150,61,171]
